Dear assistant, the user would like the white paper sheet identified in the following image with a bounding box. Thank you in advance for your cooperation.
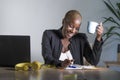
[65,64,96,69]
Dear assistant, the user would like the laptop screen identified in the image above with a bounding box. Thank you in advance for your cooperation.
[0,35,31,67]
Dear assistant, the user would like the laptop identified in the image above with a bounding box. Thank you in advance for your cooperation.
[0,35,31,67]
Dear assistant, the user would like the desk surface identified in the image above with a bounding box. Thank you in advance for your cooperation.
[0,67,120,80]
[104,61,120,68]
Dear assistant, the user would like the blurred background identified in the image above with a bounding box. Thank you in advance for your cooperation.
[0,0,119,69]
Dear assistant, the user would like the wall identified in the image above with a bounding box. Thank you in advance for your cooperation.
[0,0,119,66]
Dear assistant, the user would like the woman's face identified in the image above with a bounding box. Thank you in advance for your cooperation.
[62,19,81,39]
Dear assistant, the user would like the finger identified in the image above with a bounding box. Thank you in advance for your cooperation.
[97,25,103,31]
[70,59,74,62]
[100,22,102,26]
[97,28,103,33]
[64,59,70,64]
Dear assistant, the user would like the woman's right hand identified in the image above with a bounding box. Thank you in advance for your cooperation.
[61,59,73,68]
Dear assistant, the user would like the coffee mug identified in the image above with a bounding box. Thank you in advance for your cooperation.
[87,21,99,34]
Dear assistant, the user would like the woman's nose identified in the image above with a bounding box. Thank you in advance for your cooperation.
[71,28,76,33]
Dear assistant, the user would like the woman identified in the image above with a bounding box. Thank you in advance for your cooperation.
[42,10,104,68]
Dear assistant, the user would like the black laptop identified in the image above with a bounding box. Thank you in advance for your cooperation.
[0,35,31,67]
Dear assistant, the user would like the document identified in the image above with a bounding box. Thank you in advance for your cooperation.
[65,64,96,69]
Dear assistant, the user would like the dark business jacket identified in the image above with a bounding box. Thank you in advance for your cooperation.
[42,28,103,67]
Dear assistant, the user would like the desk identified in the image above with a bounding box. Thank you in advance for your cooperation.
[104,61,120,68]
[0,67,120,80]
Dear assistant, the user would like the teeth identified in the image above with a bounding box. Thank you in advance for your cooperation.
[68,34,73,37]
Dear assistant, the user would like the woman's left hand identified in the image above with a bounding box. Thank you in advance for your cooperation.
[96,22,104,41]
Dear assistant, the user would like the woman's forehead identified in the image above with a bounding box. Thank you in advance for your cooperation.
[71,19,81,25]
[75,19,80,24]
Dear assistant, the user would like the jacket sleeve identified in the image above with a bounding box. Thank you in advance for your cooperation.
[41,30,62,67]
[92,38,103,65]
[83,35,103,66]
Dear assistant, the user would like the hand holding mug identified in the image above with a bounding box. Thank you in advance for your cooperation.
[87,21,104,41]
[96,22,104,41]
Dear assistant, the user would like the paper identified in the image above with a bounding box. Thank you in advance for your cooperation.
[65,64,96,69]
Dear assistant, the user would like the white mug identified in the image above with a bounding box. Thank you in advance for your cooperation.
[87,21,99,34]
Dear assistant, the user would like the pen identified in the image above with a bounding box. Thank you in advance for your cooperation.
[68,65,76,68]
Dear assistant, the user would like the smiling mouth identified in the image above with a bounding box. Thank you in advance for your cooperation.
[68,33,74,37]
[66,33,74,38]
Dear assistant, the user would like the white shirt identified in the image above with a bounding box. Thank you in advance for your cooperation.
[59,50,73,64]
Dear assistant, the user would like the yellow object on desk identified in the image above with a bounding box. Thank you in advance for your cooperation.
[15,61,43,71]
[15,62,31,71]
[31,61,42,71]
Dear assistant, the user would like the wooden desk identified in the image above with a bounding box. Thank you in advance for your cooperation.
[104,61,120,68]
[0,67,120,80]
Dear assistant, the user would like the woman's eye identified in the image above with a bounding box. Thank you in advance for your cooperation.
[69,25,74,28]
